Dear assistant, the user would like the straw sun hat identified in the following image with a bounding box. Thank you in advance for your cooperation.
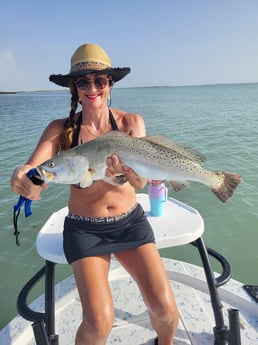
[49,43,130,87]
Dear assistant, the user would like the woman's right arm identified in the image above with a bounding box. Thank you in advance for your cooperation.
[11,119,65,200]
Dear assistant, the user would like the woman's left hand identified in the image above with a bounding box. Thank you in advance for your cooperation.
[106,155,147,190]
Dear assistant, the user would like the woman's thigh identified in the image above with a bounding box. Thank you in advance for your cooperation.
[115,244,175,310]
[71,254,114,318]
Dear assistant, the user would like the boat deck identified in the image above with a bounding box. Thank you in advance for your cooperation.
[2,194,257,344]
[1,258,257,345]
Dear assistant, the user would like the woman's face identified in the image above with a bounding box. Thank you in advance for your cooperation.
[75,74,112,109]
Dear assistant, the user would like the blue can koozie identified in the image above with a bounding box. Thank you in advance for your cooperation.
[148,181,168,217]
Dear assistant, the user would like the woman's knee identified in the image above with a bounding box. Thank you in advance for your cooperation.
[148,288,179,324]
[80,309,114,339]
[154,302,178,324]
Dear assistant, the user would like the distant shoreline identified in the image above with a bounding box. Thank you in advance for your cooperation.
[1,82,258,94]
[0,91,19,94]
[0,90,66,94]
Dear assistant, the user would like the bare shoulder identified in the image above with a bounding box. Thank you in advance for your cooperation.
[111,108,145,137]
[26,117,68,166]
[35,117,68,148]
[45,118,67,133]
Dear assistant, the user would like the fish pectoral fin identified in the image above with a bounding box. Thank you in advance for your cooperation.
[168,180,189,192]
[78,169,95,188]
[103,174,128,186]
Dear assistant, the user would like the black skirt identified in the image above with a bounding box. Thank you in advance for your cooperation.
[63,203,155,264]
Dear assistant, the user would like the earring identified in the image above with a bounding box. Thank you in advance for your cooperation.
[108,91,112,107]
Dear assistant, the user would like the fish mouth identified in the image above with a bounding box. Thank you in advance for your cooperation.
[37,167,56,181]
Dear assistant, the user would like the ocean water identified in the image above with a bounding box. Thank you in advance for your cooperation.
[1,84,258,329]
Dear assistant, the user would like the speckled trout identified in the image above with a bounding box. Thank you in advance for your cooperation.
[37,133,242,202]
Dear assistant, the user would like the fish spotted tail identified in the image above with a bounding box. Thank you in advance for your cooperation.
[212,172,242,202]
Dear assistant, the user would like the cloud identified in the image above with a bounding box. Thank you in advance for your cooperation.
[0,49,16,71]
[0,49,27,91]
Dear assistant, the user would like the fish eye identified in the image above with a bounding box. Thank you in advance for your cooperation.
[48,161,55,168]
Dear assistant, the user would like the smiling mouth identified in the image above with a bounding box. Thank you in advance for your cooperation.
[86,95,99,100]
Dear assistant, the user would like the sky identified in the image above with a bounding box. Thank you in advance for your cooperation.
[1,0,258,91]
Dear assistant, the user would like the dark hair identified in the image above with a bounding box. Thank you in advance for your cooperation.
[60,80,79,150]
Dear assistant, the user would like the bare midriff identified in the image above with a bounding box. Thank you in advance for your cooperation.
[68,180,137,218]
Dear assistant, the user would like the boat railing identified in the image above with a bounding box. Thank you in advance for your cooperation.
[17,262,58,345]
[191,238,241,344]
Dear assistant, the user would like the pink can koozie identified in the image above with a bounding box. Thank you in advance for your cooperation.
[148,181,168,217]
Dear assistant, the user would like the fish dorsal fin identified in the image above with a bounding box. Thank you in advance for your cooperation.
[142,135,206,164]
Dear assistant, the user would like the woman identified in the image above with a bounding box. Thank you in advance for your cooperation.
[11,44,179,345]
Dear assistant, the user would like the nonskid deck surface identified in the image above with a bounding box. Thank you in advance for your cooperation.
[1,258,257,345]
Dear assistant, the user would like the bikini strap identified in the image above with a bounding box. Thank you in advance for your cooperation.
[109,109,119,131]
[71,109,118,149]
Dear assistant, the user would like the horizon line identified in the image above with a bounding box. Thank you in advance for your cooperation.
[1,81,258,94]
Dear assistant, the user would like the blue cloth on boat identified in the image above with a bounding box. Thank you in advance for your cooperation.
[63,203,155,264]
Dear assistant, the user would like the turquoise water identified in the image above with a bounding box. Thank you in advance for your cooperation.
[1,84,258,329]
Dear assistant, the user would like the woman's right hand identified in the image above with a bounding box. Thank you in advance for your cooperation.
[11,165,48,200]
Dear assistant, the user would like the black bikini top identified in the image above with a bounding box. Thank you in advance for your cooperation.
[70,109,119,148]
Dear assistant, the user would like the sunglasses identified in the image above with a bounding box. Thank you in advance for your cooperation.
[75,77,111,90]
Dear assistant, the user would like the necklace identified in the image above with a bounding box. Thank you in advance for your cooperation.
[79,121,110,143]
[84,121,109,136]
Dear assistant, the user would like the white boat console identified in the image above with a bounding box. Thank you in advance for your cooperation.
[36,193,204,264]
